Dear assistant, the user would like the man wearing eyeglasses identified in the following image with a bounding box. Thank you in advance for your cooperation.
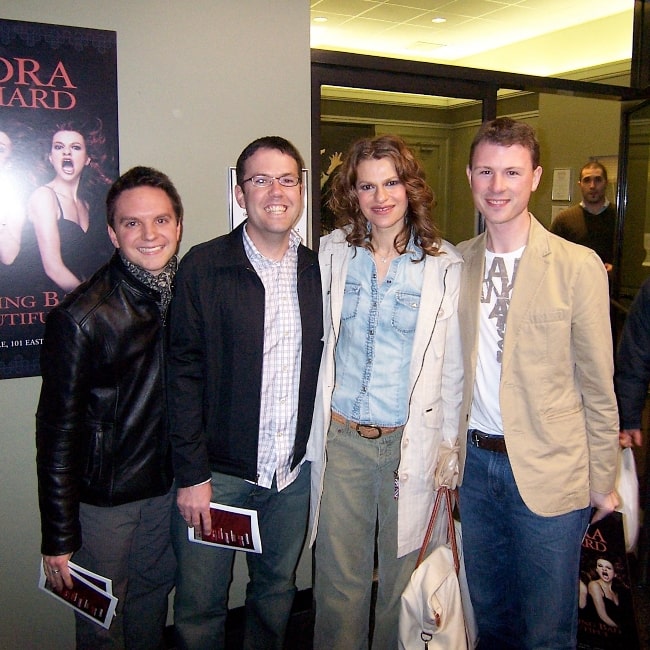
[167,136,323,650]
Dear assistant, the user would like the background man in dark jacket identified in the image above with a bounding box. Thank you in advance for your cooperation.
[36,166,183,649]
[168,136,323,650]
[550,160,616,272]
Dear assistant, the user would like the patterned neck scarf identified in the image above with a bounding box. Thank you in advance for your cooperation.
[119,251,178,316]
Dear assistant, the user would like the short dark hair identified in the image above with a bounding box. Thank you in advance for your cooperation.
[235,136,305,186]
[106,166,183,228]
[579,161,608,183]
[468,117,540,170]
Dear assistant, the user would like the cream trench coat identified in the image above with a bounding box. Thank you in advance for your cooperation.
[306,228,464,558]
[457,215,619,516]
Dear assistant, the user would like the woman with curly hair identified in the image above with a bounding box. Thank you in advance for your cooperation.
[307,134,464,649]
[27,118,113,293]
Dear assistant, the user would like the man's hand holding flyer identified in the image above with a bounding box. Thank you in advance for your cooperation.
[189,502,262,553]
[38,561,117,629]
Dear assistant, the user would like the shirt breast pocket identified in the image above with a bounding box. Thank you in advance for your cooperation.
[341,281,361,321]
[392,291,420,334]
[522,309,570,366]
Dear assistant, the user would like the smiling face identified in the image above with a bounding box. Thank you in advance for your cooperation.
[355,157,408,238]
[49,130,90,180]
[108,186,181,275]
[467,141,542,230]
[234,147,303,246]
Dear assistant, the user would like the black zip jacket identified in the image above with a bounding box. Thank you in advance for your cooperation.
[167,224,323,487]
[36,253,173,556]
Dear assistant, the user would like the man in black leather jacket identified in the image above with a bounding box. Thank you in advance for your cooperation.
[36,166,183,649]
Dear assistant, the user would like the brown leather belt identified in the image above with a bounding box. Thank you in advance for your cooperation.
[331,410,401,439]
[469,429,507,454]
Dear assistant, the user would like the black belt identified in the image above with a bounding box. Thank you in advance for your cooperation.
[469,429,507,454]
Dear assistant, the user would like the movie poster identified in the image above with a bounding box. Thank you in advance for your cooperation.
[0,19,118,379]
[578,511,640,649]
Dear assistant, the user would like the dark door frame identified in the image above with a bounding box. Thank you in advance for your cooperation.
[613,98,650,300]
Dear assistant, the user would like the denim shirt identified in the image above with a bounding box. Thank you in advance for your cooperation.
[331,243,424,426]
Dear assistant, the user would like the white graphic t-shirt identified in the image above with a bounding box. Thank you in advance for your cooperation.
[468,246,525,435]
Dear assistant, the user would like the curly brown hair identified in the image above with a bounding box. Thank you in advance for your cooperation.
[327,134,442,259]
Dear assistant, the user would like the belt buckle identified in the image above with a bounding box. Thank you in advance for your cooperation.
[356,423,382,439]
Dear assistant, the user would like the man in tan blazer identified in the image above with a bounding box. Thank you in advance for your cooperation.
[457,117,619,650]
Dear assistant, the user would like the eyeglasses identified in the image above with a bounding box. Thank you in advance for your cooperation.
[242,175,301,188]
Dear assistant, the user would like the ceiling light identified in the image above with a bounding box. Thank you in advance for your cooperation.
[313,16,328,23]
[431,17,446,24]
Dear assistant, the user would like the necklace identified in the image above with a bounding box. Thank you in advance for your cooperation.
[376,250,395,264]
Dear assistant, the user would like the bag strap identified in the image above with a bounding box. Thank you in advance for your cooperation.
[415,487,445,568]
[415,486,460,575]
[446,488,460,575]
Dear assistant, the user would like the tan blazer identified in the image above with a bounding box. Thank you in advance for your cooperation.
[457,216,618,516]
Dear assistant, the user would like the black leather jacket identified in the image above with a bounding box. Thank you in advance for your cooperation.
[36,253,173,556]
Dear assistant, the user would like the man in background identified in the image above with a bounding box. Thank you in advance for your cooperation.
[37,166,182,648]
[550,160,616,271]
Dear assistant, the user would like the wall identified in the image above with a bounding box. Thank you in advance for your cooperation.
[446,118,483,245]
[0,2,312,648]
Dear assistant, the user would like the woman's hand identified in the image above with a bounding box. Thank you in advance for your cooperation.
[435,439,459,489]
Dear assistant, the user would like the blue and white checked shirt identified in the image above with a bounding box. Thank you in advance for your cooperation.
[243,226,302,491]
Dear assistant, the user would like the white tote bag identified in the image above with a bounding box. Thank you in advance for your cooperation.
[615,446,640,553]
[399,487,477,650]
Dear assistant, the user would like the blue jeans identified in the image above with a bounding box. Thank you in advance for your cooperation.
[74,490,176,650]
[459,438,590,650]
[172,466,310,650]
[313,419,417,650]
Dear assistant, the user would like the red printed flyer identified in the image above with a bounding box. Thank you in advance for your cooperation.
[189,502,262,553]
[38,560,117,629]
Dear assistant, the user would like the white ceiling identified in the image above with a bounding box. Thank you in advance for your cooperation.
[310,0,634,78]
